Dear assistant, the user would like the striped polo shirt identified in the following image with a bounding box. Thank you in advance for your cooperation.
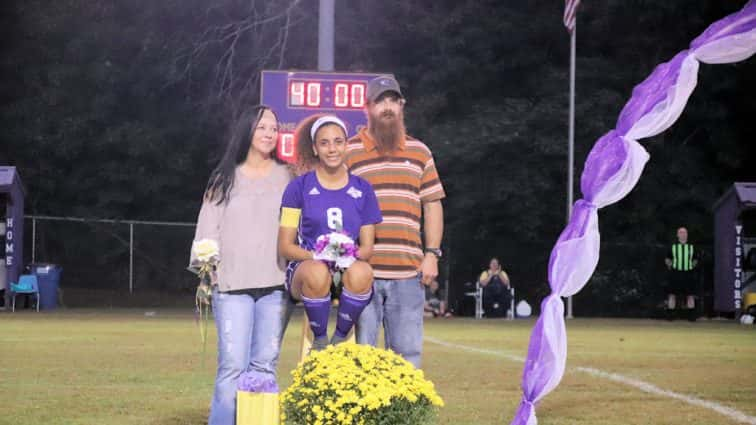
[345,128,445,280]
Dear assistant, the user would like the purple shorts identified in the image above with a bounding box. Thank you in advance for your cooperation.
[285,260,339,296]
[285,261,302,292]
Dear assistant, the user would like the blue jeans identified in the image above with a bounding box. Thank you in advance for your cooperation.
[356,277,425,368]
[209,288,292,425]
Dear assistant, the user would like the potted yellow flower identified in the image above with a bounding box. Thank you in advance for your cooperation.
[281,343,443,424]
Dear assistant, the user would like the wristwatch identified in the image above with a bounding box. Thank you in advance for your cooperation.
[424,248,443,258]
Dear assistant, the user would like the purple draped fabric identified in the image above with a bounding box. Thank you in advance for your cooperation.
[690,0,756,50]
[580,131,627,201]
[547,201,599,299]
[615,51,688,135]
[511,3,756,424]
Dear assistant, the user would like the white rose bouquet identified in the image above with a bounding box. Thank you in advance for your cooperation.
[312,231,357,286]
[188,238,220,360]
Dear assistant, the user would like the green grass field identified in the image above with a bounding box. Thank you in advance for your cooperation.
[1,309,755,425]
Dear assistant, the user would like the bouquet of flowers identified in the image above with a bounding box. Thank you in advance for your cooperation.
[281,343,444,425]
[313,231,358,286]
[188,238,219,360]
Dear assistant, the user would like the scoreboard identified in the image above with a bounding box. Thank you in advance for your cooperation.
[260,70,389,163]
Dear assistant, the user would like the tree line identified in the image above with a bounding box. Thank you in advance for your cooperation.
[1,0,753,315]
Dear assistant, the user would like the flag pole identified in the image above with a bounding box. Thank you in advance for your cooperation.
[318,0,335,71]
[566,23,576,320]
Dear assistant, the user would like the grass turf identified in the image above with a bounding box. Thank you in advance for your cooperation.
[1,309,754,425]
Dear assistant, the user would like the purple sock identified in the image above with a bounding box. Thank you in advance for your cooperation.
[302,294,331,339]
[335,288,373,338]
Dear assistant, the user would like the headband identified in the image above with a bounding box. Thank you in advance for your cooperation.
[310,115,348,141]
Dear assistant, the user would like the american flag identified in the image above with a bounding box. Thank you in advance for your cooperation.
[563,0,581,33]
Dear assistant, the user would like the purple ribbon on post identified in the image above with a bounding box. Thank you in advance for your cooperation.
[511,3,756,424]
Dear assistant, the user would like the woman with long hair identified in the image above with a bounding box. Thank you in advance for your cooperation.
[279,114,382,350]
[191,105,292,425]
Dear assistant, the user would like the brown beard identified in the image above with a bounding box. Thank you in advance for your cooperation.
[368,110,405,153]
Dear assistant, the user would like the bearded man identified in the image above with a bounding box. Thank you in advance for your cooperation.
[344,75,445,368]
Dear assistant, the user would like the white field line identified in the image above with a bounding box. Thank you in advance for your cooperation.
[424,336,756,425]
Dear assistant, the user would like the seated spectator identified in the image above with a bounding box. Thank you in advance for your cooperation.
[478,257,512,318]
[424,279,451,318]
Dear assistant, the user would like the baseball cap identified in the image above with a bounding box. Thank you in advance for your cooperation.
[367,75,403,103]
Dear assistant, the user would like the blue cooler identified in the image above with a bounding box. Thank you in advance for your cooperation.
[32,264,62,310]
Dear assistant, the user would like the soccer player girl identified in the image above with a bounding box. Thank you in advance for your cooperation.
[278,114,382,350]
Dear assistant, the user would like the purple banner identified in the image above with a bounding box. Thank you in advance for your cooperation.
[511,3,756,424]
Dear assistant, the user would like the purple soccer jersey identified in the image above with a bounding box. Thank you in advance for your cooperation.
[281,171,382,249]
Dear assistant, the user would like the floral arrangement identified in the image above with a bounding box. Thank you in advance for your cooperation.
[281,343,444,425]
[237,371,280,393]
[188,238,219,360]
[312,231,358,285]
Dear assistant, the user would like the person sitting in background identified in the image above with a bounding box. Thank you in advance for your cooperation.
[424,279,451,318]
[478,257,512,318]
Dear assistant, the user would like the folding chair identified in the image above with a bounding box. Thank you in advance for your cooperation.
[463,282,484,319]
[11,274,40,312]
[475,281,484,319]
[468,283,514,320]
[508,287,516,320]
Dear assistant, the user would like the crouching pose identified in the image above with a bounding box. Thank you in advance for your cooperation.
[278,114,382,350]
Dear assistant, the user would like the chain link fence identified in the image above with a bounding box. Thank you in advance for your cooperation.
[20,215,714,316]
[24,216,197,308]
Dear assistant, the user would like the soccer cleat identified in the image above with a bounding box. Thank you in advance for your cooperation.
[330,333,349,346]
[311,336,329,352]
[686,309,697,322]
[664,309,675,321]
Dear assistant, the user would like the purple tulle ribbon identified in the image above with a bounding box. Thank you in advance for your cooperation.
[615,50,689,136]
[511,3,756,424]
[689,1,756,50]
[237,370,279,393]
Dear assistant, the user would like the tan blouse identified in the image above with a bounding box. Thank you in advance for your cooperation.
[192,164,291,291]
